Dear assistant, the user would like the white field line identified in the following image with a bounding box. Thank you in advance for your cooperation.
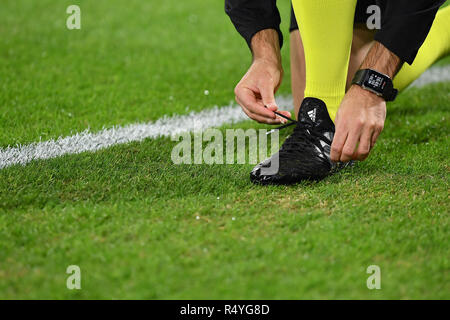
[410,65,450,88]
[0,65,449,170]
[0,97,293,169]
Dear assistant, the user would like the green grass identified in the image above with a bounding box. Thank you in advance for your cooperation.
[0,0,294,147]
[0,0,449,299]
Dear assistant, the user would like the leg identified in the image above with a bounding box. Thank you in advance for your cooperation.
[291,0,357,121]
[346,24,376,90]
[289,4,306,118]
[291,4,450,114]
[290,26,375,118]
[252,0,358,184]
[394,5,450,91]
[289,30,305,118]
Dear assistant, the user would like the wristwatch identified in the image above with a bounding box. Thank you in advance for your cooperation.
[352,69,398,102]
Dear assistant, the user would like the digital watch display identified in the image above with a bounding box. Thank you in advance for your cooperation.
[352,69,398,101]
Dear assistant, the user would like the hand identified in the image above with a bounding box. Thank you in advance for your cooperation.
[234,29,291,124]
[234,58,291,124]
[330,85,386,162]
[234,56,292,125]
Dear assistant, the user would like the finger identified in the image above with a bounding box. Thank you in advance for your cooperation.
[238,98,282,124]
[274,110,292,119]
[235,86,277,119]
[340,129,361,162]
[266,105,279,112]
[276,111,292,124]
[243,107,282,124]
[265,105,294,120]
[237,95,281,124]
[371,129,381,148]
[259,80,278,110]
[330,126,348,162]
[355,127,373,161]
[266,108,291,124]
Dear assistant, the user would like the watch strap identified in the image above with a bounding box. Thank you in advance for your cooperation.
[352,69,398,102]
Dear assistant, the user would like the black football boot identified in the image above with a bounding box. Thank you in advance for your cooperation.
[250,97,351,185]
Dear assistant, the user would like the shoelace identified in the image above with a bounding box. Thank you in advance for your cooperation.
[264,107,331,156]
[265,108,298,135]
[263,107,351,171]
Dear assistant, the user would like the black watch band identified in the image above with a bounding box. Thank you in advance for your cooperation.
[352,69,398,102]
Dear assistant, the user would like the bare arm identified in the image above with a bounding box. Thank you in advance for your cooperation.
[360,41,402,77]
[251,28,282,64]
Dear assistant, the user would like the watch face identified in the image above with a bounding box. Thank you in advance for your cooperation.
[364,73,386,92]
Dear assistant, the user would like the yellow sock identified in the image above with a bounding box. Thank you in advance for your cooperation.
[292,0,357,121]
[395,5,450,91]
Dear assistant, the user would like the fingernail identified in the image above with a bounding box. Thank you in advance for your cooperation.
[278,116,286,124]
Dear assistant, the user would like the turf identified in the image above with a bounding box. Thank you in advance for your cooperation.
[0,0,449,299]
[0,0,293,147]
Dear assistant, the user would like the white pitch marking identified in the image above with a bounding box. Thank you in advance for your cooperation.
[0,66,449,170]
[0,96,293,169]
[409,65,450,88]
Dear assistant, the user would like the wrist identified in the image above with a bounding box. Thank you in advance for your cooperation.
[251,29,282,67]
[360,41,402,78]
[350,84,385,103]
[351,68,398,102]
[252,57,282,72]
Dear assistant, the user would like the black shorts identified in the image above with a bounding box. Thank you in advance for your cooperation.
[289,0,387,32]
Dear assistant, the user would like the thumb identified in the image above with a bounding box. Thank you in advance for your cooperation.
[259,81,278,111]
